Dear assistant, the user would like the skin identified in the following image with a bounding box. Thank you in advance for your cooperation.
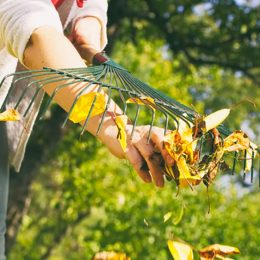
[23,17,174,187]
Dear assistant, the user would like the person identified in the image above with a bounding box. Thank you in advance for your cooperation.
[0,0,173,258]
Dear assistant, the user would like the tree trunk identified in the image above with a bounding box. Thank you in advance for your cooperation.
[6,106,66,254]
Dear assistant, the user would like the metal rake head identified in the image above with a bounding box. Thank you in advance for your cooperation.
[1,53,259,185]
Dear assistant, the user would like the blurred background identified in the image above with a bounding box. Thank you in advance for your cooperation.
[6,0,260,259]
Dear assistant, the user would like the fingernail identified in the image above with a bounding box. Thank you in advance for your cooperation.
[156,180,164,188]
[144,176,152,183]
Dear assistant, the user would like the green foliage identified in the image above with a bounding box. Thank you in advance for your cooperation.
[108,0,260,83]
[8,130,260,259]
[9,38,260,259]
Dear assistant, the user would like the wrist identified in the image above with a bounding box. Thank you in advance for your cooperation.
[85,114,127,159]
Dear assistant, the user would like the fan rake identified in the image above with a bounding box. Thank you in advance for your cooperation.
[1,53,259,187]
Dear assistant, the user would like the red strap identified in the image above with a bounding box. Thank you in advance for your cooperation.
[51,0,85,9]
[76,0,85,8]
[51,0,65,9]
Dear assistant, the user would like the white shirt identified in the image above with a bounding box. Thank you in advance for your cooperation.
[0,0,108,171]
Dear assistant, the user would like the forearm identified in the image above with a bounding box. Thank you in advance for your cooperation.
[72,16,102,63]
[23,26,122,143]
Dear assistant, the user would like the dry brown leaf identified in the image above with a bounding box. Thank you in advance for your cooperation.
[223,130,250,152]
[199,244,240,260]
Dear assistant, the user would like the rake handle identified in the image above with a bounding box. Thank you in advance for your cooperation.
[82,47,108,65]
[93,52,109,65]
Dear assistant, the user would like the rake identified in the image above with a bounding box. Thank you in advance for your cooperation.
[1,52,259,186]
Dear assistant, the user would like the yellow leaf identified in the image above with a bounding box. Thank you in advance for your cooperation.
[164,130,182,161]
[176,156,202,187]
[174,114,193,135]
[164,163,176,179]
[69,92,106,123]
[199,244,240,260]
[115,115,127,152]
[0,108,20,121]
[164,129,196,164]
[126,96,155,110]
[168,240,193,260]
[93,251,130,260]
[223,130,250,152]
[173,205,185,225]
[203,109,230,132]
[164,212,173,223]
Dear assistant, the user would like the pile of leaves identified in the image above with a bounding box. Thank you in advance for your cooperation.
[162,108,258,189]
[168,238,240,260]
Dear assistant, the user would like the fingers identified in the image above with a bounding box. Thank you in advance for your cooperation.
[133,137,165,187]
[150,127,175,166]
[126,126,165,187]
[125,146,152,183]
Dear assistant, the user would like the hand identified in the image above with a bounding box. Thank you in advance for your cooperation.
[70,16,102,63]
[125,125,172,187]
[90,115,174,188]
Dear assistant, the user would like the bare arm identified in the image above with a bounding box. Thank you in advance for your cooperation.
[23,25,169,187]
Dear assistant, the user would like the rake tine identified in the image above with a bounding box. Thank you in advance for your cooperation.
[147,109,155,144]
[243,150,247,181]
[164,114,169,135]
[95,89,112,137]
[95,67,113,136]
[80,79,105,135]
[131,105,140,139]
[232,151,238,175]
[111,67,128,114]
[61,66,107,128]
[251,150,254,183]
[259,157,260,187]
[14,73,69,110]
[24,74,78,116]
[0,70,51,111]
[39,78,84,119]
[23,82,42,117]
[62,82,95,128]
[80,90,100,136]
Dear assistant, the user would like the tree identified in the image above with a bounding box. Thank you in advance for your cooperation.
[107,0,260,83]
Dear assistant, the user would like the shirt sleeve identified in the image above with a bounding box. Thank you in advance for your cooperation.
[72,0,108,50]
[0,0,63,64]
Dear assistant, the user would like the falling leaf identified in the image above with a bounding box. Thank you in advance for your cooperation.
[164,212,173,223]
[0,108,20,121]
[93,251,130,260]
[168,239,193,260]
[69,92,106,123]
[143,218,149,227]
[115,115,128,152]
[203,109,230,132]
[223,130,250,152]
[126,96,156,110]
[199,244,240,260]
[173,205,185,225]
